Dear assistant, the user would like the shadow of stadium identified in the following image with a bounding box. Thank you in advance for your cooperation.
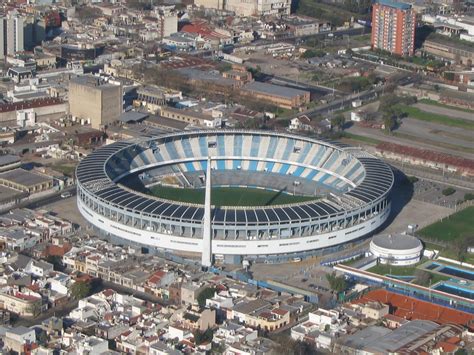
[382,167,415,228]
[264,187,288,206]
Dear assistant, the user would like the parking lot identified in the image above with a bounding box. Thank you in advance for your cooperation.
[412,179,471,208]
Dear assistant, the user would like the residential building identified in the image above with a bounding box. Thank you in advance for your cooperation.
[371,0,416,56]
[0,290,42,317]
[5,14,24,56]
[0,13,44,59]
[155,6,178,40]
[4,326,36,354]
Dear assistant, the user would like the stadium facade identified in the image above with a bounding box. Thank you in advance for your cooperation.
[76,130,394,265]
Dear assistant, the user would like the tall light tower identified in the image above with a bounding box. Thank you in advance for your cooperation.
[201,157,213,267]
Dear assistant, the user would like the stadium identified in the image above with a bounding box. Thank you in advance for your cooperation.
[76,130,394,265]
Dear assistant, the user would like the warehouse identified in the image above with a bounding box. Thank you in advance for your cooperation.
[0,169,53,194]
[240,82,310,109]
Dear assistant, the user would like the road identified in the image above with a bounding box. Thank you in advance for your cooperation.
[22,185,77,210]
[12,299,79,327]
[301,87,382,118]
[269,76,344,96]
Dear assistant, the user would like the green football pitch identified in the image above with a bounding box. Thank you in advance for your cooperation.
[149,185,316,206]
[418,206,474,242]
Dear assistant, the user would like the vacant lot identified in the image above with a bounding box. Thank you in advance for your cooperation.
[418,99,474,118]
[398,105,474,130]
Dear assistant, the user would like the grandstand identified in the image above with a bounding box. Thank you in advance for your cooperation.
[76,130,394,264]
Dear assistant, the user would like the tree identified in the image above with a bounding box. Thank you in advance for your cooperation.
[383,114,397,133]
[301,49,326,59]
[326,272,347,293]
[197,287,216,308]
[464,193,474,201]
[272,335,321,355]
[453,234,472,263]
[37,330,48,346]
[193,328,214,345]
[332,114,346,131]
[46,255,65,272]
[442,187,456,196]
[70,281,92,300]
[414,270,432,286]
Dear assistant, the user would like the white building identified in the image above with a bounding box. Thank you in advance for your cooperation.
[74,336,109,354]
[195,0,293,18]
[0,13,25,59]
[370,234,423,266]
[155,6,178,40]
[17,109,36,128]
[422,14,474,42]
[5,326,36,354]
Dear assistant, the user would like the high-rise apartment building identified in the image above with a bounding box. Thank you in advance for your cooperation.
[6,15,24,55]
[0,13,25,59]
[155,6,178,40]
[0,12,43,59]
[371,0,416,56]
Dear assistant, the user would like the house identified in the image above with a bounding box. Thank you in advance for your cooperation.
[0,290,42,317]
[4,326,36,354]
[25,259,54,278]
[180,308,216,331]
[181,283,207,306]
[48,272,72,295]
[289,115,332,134]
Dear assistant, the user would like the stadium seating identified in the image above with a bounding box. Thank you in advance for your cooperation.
[128,133,366,193]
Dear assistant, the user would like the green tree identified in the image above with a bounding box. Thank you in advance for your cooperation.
[464,193,474,201]
[46,255,65,272]
[197,287,216,308]
[332,114,346,131]
[301,49,326,59]
[442,187,456,196]
[414,269,432,286]
[37,330,48,346]
[194,328,214,345]
[453,234,472,263]
[272,334,321,355]
[383,114,397,133]
[70,281,92,300]
[326,272,347,293]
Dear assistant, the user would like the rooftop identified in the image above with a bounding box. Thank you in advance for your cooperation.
[371,234,422,251]
[0,168,52,187]
[378,0,412,10]
[353,289,474,326]
[0,155,20,167]
[242,81,309,99]
[70,75,120,91]
[120,111,149,123]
